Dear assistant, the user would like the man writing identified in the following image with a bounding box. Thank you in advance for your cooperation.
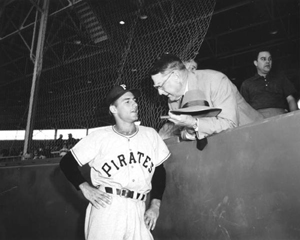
[150,53,263,140]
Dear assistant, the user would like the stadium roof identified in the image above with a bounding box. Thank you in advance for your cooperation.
[0,0,299,130]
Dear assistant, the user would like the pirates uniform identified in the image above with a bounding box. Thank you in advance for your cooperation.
[71,125,170,240]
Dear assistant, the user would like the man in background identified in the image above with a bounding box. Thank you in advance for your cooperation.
[240,49,298,118]
[54,134,64,150]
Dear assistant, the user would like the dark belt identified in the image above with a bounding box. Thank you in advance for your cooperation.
[104,187,146,201]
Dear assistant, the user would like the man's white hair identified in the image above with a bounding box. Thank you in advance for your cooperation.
[183,59,198,72]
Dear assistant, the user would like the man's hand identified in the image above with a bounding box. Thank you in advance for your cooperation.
[79,182,112,209]
[144,199,161,231]
[168,112,196,128]
[180,128,196,140]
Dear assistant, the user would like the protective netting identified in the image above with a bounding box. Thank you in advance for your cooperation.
[36,0,216,133]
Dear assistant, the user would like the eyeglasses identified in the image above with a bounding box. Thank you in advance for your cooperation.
[154,71,174,90]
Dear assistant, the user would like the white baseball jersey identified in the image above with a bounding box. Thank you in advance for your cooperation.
[71,125,170,194]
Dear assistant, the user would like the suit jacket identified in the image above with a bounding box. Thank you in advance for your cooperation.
[168,69,263,139]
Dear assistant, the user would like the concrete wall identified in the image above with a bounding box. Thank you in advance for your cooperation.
[1,111,300,240]
[0,159,90,240]
[154,111,300,240]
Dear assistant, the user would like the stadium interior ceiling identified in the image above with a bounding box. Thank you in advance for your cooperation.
[0,0,299,131]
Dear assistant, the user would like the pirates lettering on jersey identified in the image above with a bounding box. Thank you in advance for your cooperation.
[101,151,154,177]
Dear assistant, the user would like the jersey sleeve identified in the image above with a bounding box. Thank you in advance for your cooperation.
[153,129,171,166]
[71,130,102,166]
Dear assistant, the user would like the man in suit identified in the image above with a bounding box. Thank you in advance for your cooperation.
[150,53,263,140]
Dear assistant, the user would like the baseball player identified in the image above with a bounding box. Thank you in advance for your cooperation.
[60,84,171,240]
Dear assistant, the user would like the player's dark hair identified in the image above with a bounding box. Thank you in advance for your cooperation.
[149,53,186,75]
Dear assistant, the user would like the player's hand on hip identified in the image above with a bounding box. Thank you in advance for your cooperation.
[144,199,161,231]
[79,182,112,209]
[168,112,195,128]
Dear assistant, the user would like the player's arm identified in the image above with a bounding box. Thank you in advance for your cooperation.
[150,164,166,200]
[59,151,86,189]
[59,152,111,208]
[144,164,166,230]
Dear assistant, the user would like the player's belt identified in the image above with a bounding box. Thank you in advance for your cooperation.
[100,186,147,201]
